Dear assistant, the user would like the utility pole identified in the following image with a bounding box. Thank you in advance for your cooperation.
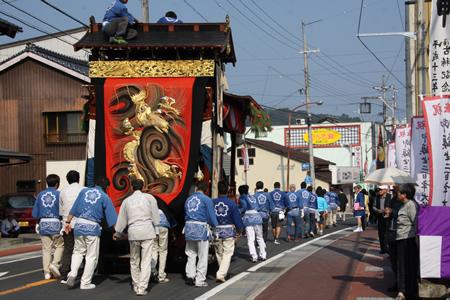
[302,21,316,188]
[417,0,427,103]
[141,0,149,23]
[392,85,398,129]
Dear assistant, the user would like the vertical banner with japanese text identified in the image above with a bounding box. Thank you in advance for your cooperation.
[395,126,411,174]
[430,0,450,95]
[422,96,450,206]
[387,142,397,168]
[411,117,430,205]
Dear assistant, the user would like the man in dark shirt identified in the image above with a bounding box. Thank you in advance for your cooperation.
[374,185,390,253]
[337,188,348,222]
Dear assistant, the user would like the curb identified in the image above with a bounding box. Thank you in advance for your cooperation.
[0,244,41,257]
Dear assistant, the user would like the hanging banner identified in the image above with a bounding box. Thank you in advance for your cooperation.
[353,146,362,168]
[395,126,411,174]
[387,142,397,168]
[411,117,430,205]
[241,144,250,172]
[101,77,205,212]
[422,96,450,206]
[376,127,385,169]
[429,0,450,95]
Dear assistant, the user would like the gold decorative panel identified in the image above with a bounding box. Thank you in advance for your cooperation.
[89,60,215,78]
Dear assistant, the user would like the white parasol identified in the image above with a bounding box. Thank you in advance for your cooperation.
[364,167,415,185]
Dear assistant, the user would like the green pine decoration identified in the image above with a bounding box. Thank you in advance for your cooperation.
[249,102,272,138]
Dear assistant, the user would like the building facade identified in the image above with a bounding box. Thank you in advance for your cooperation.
[245,122,378,176]
[0,44,89,195]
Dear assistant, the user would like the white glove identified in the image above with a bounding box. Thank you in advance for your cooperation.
[301,209,305,218]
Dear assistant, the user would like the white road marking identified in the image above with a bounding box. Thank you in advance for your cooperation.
[0,271,9,278]
[0,252,42,265]
[196,227,355,300]
[0,269,42,281]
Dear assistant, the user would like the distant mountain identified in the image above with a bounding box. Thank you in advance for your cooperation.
[265,107,362,126]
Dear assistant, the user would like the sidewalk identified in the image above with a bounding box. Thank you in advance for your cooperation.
[256,227,395,300]
[0,233,41,257]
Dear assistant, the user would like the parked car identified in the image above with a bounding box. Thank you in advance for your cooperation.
[0,193,36,231]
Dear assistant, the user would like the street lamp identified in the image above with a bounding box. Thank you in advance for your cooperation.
[286,100,323,190]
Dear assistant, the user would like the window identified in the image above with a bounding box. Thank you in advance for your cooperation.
[44,111,87,144]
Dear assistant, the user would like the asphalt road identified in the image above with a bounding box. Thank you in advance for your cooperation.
[0,219,355,300]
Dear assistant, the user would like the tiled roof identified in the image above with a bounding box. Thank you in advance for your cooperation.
[245,138,334,183]
[1,43,88,75]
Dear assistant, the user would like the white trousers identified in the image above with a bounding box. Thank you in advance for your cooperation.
[130,239,154,291]
[327,209,337,225]
[246,225,266,260]
[214,238,235,279]
[338,211,346,221]
[68,235,100,287]
[185,240,209,284]
[150,227,169,281]
[41,234,64,275]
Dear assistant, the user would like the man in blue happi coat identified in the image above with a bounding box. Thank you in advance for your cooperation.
[239,185,266,263]
[157,11,183,23]
[268,182,287,244]
[254,181,270,241]
[151,202,177,284]
[64,176,117,290]
[286,184,303,241]
[327,187,340,227]
[297,182,311,238]
[307,185,319,237]
[32,174,64,280]
[102,0,138,44]
[184,182,218,287]
[213,182,244,283]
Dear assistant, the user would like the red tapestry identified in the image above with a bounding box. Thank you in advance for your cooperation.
[103,78,196,207]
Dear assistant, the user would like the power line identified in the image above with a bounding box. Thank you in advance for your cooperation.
[183,0,208,22]
[396,0,405,31]
[248,0,300,43]
[237,0,299,46]
[40,0,87,28]
[356,0,406,88]
[213,0,292,59]
[310,56,372,88]
[259,103,378,138]
[0,0,89,54]
[223,0,299,51]
[0,9,82,50]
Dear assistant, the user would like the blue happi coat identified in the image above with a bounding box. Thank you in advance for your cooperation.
[213,196,244,239]
[103,0,136,24]
[254,190,270,219]
[308,192,318,211]
[184,191,218,241]
[158,209,171,228]
[32,187,61,236]
[239,194,263,226]
[269,188,287,212]
[69,186,117,236]
[286,191,302,216]
[327,191,339,210]
[297,188,311,214]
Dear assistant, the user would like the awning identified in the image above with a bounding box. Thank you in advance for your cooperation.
[0,149,33,167]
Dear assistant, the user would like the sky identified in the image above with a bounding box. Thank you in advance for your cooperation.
[0,0,408,122]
